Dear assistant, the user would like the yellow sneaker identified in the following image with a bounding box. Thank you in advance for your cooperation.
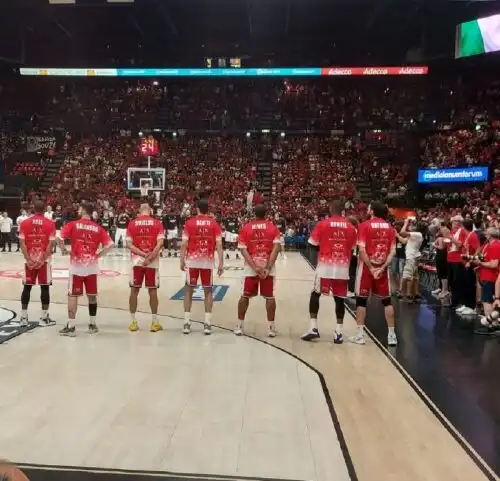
[150,322,163,333]
[128,320,139,332]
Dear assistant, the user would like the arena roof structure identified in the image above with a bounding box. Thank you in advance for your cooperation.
[1,0,500,67]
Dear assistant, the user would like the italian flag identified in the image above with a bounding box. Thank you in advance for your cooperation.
[458,14,500,58]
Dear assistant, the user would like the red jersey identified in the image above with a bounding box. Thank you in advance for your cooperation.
[462,231,480,264]
[19,214,56,263]
[448,228,467,263]
[238,220,281,276]
[59,218,113,275]
[357,217,396,266]
[126,214,165,268]
[308,216,357,279]
[479,240,500,282]
[182,215,222,269]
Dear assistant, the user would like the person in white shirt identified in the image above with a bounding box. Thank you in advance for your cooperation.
[399,217,423,302]
[0,212,14,252]
[15,209,30,253]
[44,206,54,221]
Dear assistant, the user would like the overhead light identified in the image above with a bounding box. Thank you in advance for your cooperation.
[49,0,76,4]
[246,132,251,138]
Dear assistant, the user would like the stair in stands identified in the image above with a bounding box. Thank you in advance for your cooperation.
[356,180,373,203]
[257,147,273,198]
[40,150,67,191]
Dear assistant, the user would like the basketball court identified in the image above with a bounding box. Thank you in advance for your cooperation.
[0,251,497,481]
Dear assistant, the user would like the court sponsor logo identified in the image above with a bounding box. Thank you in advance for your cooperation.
[171,285,230,302]
[0,308,38,345]
[0,268,120,280]
[224,265,244,271]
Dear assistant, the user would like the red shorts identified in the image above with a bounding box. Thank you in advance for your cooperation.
[355,263,389,298]
[130,266,159,289]
[24,263,52,286]
[320,278,348,297]
[69,274,98,297]
[242,276,275,298]
[186,268,213,288]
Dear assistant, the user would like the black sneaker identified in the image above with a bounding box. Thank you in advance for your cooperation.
[40,316,56,327]
[167,252,172,258]
[236,254,240,260]
[59,325,76,337]
[333,331,344,344]
[225,254,230,260]
[301,328,320,341]
[87,324,99,335]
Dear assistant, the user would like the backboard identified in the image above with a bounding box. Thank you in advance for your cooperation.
[127,168,165,191]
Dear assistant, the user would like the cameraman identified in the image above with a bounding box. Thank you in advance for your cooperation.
[478,228,500,319]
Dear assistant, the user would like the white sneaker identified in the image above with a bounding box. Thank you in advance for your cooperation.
[268,326,277,338]
[349,333,366,345]
[234,325,243,336]
[460,307,476,316]
[20,316,28,328]
[183,322,191,335]
[431,288,441,295]
[387,331,398,346]
[455,305,466,313]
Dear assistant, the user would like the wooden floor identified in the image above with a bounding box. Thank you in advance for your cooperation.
[0,251,497,481]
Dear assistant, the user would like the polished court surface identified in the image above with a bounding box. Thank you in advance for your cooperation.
[0,251,498,481]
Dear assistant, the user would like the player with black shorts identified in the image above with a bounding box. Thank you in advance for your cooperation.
[100,211,113,235]
[163,211,180,257]
[224,217,240,260]
[115,212,130,248]
[53,206,65,253]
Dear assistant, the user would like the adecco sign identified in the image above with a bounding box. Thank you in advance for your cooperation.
[0,268,120,280]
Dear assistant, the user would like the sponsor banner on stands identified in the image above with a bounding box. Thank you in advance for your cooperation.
[26,135,57,153]
[418,166,489,184]
[20,66,428,77]
[320,66,428,76]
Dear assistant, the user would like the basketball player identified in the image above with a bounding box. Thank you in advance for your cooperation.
[301,200,357,343]
[126,200,165,332]
[53,205,65,253]
[352,202,397,346]
[277,216,287,259]
[57,203,114,337]
[18,200,57,327]
[100,210,113,234]
[235,204,281,337]
[164,210,180,257]
[224,216,240,260]
[180,198,223,335]
[115,211,130,248]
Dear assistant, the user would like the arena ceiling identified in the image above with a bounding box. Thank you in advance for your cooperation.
[0,0,500,67]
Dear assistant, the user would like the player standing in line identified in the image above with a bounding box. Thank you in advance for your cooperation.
[301,200,357,343]
[57,203,114,337]
[115,211,130,248]
[235,204,281,337]
[100,210,113,236]
[16,208,30,253]
[352,202,397,346]
[53,205,65,253]
[276,215,287,259]
[18,200,57,327]
[180,198,223,335]
[164,210,180,257]
[224,216,240,260]
[126,200,165,332]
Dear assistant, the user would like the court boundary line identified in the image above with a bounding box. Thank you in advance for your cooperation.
[299,252,500,481]
[3,298,357,481]
[16,462,303,481]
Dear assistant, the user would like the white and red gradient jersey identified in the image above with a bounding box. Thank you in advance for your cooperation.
[357,217,396,267]
[238,220,281,276]
[59,218,114,275]
[126,214,165,268]
[19,214,56,263]
[182,215,222,269]
[308,216,357,279]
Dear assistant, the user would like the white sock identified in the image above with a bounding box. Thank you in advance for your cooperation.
[204,312,212,326]
[42,310,48,319]
[90,316,96,326]
[268,321,275,330]
[184,312,191,325]
[310,318,318,331]
[67,319,73,328]
[357,325,365,335]
[336,323,343,334]
[388,326,395,335]
[131,312,136,322]
[236,319,244,329]
[152,313,158,323]
[21,309,28,318]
